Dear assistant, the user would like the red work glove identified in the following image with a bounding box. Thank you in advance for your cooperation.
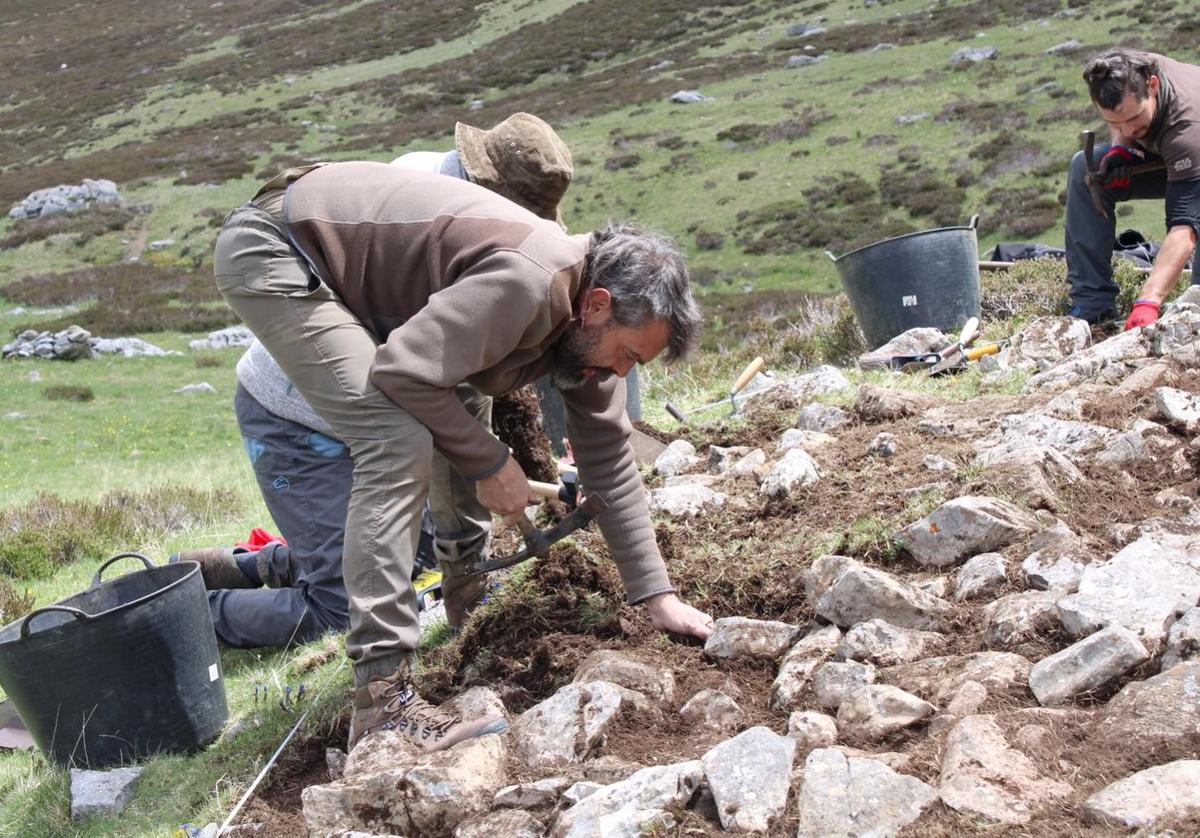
[1098,144,1143,190]
[236,527,286,552]
[1124,299,1160,330]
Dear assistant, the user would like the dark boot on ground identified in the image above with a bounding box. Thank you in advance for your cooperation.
[169,546,260,590]
[348,664,508,751]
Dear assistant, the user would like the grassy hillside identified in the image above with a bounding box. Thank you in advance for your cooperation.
[1,0,1197,834]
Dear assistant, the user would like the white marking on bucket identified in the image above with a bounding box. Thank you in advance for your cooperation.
[902,295,918,307]
[209,663,219,682]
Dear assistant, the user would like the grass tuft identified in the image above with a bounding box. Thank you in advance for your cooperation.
[43,385,94,402]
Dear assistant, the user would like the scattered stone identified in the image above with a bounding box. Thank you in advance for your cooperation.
[895,112,930,125]
[980,446,1084,513]
[679,689,743,732]
[1045,39,1082,55]
[786,22,826,36]
[560,781,604,808]
[457,809,544,838]
[939,715,1072,824]
[582,755,641,784]
[837,685,935,741]
[1098,661,1200,746]
[855,383,938,421]
[787,54,824,67]
[771,624,842,710]
[786,711,838,754]
[188,325,254,350]
[512,681,647,769]
[669,90,709,104]
[955,553,1008,600]
[648,483,728,518]
[494,776,572,809]
[1057,533,1200,643]
[759,447,821,498]
[702,727,796,832]
[1162,607,1200,670]
[884,652,1032,704]
[950,45,998,65]
[796,403,850,432]
[573,650,674,703]
[868,432,897,457]
[8,178,120,220]
[947,680,989,717]
[778,364,851,399]
[148,238,176,250]
[858,328,949,368]
[175,382,217,394]
[813,559,952,630]
[727,447,769,480]
[92,337,180,357]
[984,591,1061,646]
[1083,760,1200,828]
[1027,328,1149,390]
[70,767,142,820]
[1029,625,1149,706]
[777,428,836,454]
[837,619,944,666]
[795,748,937,838]
[923,453,955,472]
[704,616,800,661]
[707,444,752,474]
[1009,316,1092,369]
[653,439,701,476]
[1021,546,1086,593]
[552,760,703,838]
[1155,386,1200,432]
[974,412,1120,462]
[896,496,1037,568]
[815,661,876,709]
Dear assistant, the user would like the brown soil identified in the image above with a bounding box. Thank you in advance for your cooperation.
[492,385,558,484]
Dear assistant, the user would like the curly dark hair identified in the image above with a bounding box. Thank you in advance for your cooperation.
[1082,49,1158,109]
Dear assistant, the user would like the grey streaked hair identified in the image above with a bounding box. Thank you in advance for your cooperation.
[1083,49,1158,110]
[585,221,701,363]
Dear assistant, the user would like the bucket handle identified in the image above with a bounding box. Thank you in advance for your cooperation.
[90,551,156,590]
[825,250,838,263]
[967,214,979,230]
[19,606,92,640]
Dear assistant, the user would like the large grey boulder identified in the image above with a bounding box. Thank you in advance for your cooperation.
[813,560,952,630]
[704,616,801,661]
[896,496,1037,568]
[512,681,647,769]
[70,767,142,820]
[836,685,935,741]
[1009,316,1092,370]
[770,624,842,710]
[795,748,937,838]
[939,715,1072,824]
[837,619,944,666]
[759,448,821,498]
[573,650,674,703]
[1097,661,1200,746]
[1083,760,1200,828]
[551,760,703,838]
[702,727,796,832]
[1057,533,1200,643]
[1029,625,1149,706]
[983,591,1061,646]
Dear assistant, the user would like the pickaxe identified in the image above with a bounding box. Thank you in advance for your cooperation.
[1080,129,1166,218]
[447,492,610,576]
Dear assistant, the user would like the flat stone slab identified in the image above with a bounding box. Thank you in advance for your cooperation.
[1057,533,1200,643]
[701,726,796,832]
[704,616,801,661]
[796,748,937,837]
[70,767,142,820]
[552,760,703,838]
[837,619,944,666]
[896,496,1037,568]
[836,685,935,742]
[1098,661,1200,746]
[1083,759,1200,828]
[1029,625,1149,706]
[814,561,951,630]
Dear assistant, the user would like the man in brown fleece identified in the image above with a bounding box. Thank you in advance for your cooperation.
[215,160,713,751]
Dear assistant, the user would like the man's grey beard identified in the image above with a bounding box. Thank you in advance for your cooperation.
[549,324,600,391]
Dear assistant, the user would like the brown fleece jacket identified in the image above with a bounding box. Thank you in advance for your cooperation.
[283,161,672,603]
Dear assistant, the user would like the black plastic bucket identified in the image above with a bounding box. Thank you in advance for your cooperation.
[827,216,982,350]
[0,553,227,768]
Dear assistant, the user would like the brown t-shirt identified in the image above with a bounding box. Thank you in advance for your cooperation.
[283,161,672,603]
[1142,53,1200,182]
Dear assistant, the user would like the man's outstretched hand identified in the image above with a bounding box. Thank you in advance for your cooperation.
[644,592,715,641]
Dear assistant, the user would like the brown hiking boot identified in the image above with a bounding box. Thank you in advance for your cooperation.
[169,547,259,590]
[348,668,508,752]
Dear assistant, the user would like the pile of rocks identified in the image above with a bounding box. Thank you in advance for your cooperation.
[8,179,121,220]
[3,327,177,360]
[188,325,253,351]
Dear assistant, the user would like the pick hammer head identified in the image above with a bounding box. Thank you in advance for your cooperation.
[453,493,611,576]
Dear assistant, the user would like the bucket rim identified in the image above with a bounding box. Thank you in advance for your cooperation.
[0,559,202,647]
[828,214,979,263]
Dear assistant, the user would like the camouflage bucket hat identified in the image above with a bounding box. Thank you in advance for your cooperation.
[455,113,573,227]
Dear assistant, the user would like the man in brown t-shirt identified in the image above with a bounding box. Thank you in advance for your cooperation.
[214,161,713,751]
[1064,49,1200,328]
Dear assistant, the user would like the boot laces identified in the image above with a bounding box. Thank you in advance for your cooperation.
[381,683,460,738]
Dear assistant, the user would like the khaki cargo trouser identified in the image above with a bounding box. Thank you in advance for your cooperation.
[214,191,491,685]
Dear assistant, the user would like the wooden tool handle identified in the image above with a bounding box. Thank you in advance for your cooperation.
[957,317,980,348]
[527,480,562,500]
[730,356,765,395]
